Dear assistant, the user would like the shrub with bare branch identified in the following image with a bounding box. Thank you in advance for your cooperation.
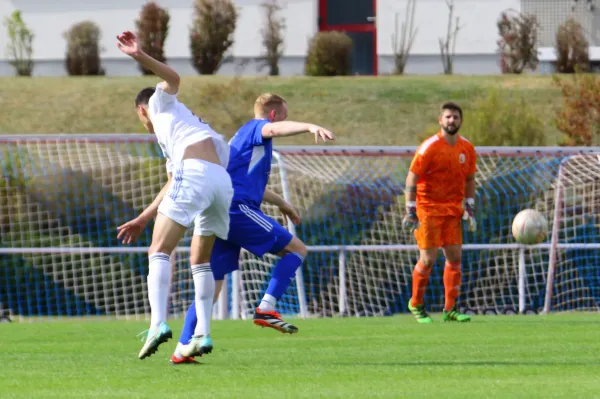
[259,0,285,76]
[391,0,417,75]
[439,0,462,75]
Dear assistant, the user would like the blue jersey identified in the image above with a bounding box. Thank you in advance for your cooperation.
[227,119,272,207]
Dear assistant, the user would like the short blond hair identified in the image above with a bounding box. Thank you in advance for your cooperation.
[254,93,286,117]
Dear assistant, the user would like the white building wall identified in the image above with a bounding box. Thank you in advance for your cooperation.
[0,0,521,76]
[377,0,521,74]
[0,0,317,60]
[377,0,521,55]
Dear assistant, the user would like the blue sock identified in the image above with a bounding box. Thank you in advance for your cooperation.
[264,252,304,301]
[178,301,197,345]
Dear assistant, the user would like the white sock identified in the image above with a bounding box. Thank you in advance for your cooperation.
[173,342,184,358]
[148,252,172,330]
[258,294,277,312]
[192,263,215,337]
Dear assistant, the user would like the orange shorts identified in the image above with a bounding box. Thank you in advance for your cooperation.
[414,215,462,249]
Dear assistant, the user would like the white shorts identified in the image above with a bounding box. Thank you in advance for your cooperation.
[157,159,233,239]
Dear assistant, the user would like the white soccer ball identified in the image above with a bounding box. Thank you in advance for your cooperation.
[512,209,548,245]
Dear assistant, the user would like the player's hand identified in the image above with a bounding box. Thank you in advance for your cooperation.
[308,124,335,143]
[279,201,301,226]
[462,198,477,233]
[117,216,149,244]
[116,31,141,57]
[402,202,419,233]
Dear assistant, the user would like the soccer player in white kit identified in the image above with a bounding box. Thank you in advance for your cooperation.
[115,31,233,360]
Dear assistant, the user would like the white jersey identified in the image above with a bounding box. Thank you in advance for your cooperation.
[148,83,230,173]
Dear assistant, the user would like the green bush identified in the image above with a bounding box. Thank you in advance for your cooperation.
[64,21,105,76]
[3,10,34,76]
[135,2,170,76]
[553,73,600,146]
[304,31,353,76]
[417,90,546,145]
[459,89,546,146]
[198,77,262,131]
[189,0,238,75]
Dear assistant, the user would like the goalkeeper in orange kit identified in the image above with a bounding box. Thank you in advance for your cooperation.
[402,102,477,323]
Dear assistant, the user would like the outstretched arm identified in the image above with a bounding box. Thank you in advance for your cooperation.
[116,30,180,95]
[262,121,335,143]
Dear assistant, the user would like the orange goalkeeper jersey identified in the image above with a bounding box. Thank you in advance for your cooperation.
[409,132,477,217]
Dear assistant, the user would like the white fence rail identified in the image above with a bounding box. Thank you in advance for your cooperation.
[2,243,600,317]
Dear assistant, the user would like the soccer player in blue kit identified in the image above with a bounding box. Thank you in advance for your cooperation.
[171,93,335,363]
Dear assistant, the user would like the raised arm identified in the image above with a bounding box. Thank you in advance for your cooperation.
[116,30,180,94]
[262,121,335,143]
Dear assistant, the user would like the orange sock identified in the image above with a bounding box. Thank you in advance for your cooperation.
[444,261,462,311]
[410,262,431,307]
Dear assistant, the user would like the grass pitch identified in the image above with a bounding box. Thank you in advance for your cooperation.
[0,75,564,145]
[1,314,598,398]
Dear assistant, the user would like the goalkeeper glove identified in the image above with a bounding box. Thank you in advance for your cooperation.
[402,201,419,233]
[462,198,477,232]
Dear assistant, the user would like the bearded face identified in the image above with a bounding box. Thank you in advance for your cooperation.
[439,109,462,135]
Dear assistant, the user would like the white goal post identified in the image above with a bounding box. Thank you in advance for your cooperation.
[0,135,599,321]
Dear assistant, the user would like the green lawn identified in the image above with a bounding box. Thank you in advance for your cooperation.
[0,75,564,145]
[1,314,598,398]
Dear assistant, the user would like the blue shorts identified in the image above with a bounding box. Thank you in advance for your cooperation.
[210,202,293,280]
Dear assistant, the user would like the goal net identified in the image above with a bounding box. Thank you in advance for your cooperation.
[252,146,600,317]
[0,136,598,320]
